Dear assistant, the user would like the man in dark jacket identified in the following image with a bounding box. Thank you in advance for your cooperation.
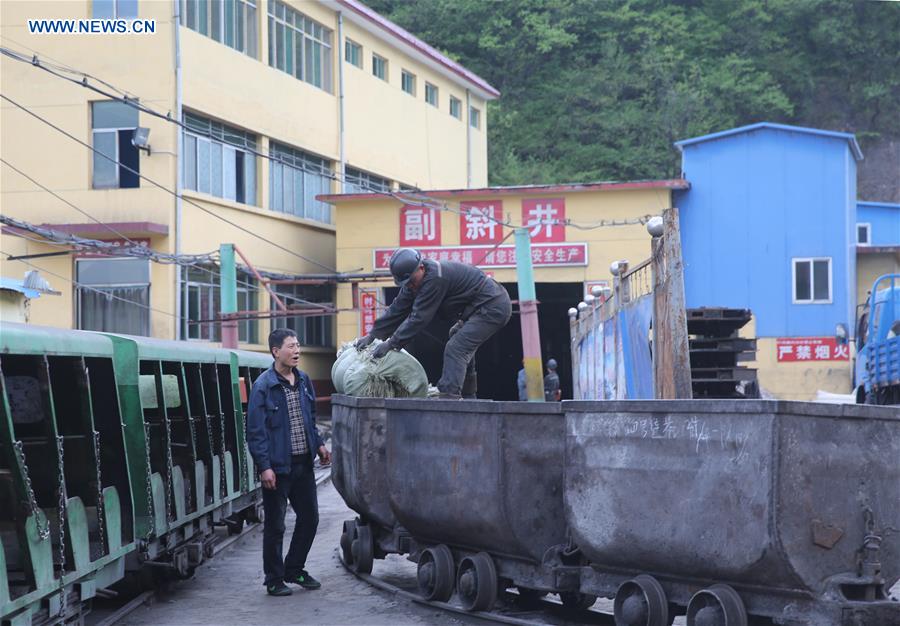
[246,328,331,597]
[356,248,512,399]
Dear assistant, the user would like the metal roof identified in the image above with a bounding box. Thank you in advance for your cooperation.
[674,122,864,161]
[0,277,41,299]
[318,179,688,204]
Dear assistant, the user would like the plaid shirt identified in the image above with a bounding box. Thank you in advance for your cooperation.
[277,371,308,457]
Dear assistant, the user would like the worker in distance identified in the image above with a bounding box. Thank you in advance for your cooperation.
[355,248,511,399]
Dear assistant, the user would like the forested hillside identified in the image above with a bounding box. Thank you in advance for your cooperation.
[367,0,900,200]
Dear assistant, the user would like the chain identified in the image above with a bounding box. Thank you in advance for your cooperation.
[92,430,106,555]
[13,440,50,540]
[163,416,174,522]
[185,414,197,513]
[237,405,248,491]
[218,411,227,499]
[142,419,155,536]
[55,435,68,617]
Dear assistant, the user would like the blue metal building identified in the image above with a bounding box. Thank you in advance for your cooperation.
[673,122,862,339]
[856,201,900,248]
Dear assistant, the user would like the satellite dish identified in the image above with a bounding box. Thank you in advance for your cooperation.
[132,127,151,154]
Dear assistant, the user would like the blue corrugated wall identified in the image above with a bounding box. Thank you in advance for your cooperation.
[674,126,857,338]
[857,201,900,246]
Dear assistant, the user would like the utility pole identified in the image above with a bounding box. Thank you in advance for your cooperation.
[220,243,238,349]
[515,228,544,401]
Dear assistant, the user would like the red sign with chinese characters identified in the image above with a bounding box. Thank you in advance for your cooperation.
[399,204,441,246]
[374,243,588,270]
[359,289,379,337]
[522,198,565,243]
[460,201,503,244]
[776,337,850,362]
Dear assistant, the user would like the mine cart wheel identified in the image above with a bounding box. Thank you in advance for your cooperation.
[614,574,670,626]
[456,552,498,612]
[560,591,597,610]
[350,523,374,574]
[340,520,355,565]
[686,584,748,626]
[417,545,455,602]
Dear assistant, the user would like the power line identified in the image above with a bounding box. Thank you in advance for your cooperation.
[1,249,178,319]
[1,43,663,230]
[0,92,338,273]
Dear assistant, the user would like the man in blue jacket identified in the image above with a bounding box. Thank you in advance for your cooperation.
[247,328,331,597]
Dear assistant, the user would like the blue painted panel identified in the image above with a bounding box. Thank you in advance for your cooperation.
[676,126,856,337]
[857,202,900,246]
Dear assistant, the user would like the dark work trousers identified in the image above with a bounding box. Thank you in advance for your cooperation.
[438,291,512,396]
[262,454,318,586]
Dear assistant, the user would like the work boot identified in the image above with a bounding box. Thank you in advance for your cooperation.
[267,582,292,596]
[286,570,322,590]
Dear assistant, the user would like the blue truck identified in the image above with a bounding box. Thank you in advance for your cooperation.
[855,273,900,405]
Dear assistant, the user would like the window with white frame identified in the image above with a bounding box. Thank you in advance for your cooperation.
[269,142,333,223]
[449,96,461,119]
[93,0,138,19]
[182,112,257,205]
[181,0,258,58]
[345,167,390,194]
[793,258,832,303]
[271,284,333,347]
[372,53,387,81]
[469,106,481,129]
[268,1,332,92]
[857,223,871,245]
[345,39,362,68]
[181,264,258,343]
[77,257,150,335]
[425,82,438,107]
[92,101,140,189]
[401,70,416,96]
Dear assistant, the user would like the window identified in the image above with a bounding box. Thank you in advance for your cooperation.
[449,96,461,119]
[92,101,140,189]
[469,106,481,129]
[267,1,332,91]
[372,54,387,81]
[181,0,258,58]
[93,0,138,19]
[793,258,832,303]
[272,284,333,347]
[269,142,333,223]
[182,265,258,343]
[857,223,871,245]
[401,70,416,96]
[425,82,438,107]
[77,258,150,335]
[345,167,390,194]
[183,112,257,205]
[345,39,362,68]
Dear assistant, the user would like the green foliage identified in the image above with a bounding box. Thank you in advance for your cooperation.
[366,0,900,185]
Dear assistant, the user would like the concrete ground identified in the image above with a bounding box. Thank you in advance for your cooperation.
[119,479,479,626]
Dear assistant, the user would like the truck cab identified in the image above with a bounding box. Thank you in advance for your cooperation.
[855,274,900,405]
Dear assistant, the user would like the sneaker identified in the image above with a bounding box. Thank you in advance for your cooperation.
[287,570,321,590]
[267,582,292,596]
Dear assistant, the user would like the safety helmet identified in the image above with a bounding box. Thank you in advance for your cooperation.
[389,248,422,286]
[547,358,558,370]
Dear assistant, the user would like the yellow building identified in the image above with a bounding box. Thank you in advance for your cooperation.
[0,0,497,385]
[322,180,687,400]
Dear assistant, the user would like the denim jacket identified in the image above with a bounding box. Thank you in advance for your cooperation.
[246,365,324,475]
